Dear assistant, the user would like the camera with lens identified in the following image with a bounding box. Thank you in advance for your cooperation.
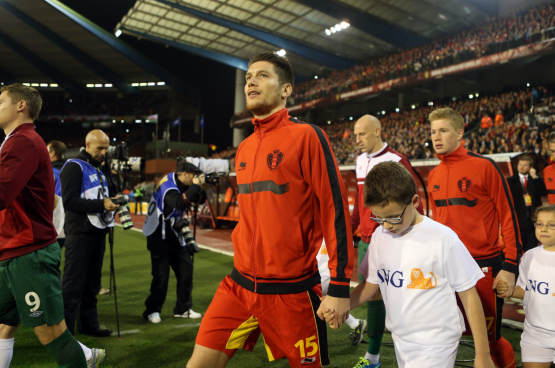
[106,142,145,173]
[176,156,230,186]
[173,218,199,254]
[203,173,220,185]
[111,195,133,230]
[62,143,144,173]
[62,143,145,231]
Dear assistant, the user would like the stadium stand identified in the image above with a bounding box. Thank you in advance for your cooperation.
[219,84,554,168]
[289,3,555,105]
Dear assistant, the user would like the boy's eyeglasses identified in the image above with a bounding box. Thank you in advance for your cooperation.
[534,223,555,230]
[370,201,411,225]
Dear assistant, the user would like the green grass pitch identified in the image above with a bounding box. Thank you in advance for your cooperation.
[9,227,524,367]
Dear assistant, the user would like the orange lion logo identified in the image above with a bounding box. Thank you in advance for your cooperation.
[406,268,437,289]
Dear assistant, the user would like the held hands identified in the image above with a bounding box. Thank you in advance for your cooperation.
[103,198,119,211]
[316,296,350,329]
[317,297,337,328]
[492,270,515,298]
[496,280,510,297]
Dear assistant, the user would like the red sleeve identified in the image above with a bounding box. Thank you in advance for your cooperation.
[485,160,522,274]
[302,126,354,298]
[351,184,360,234]
[0,135,39,210]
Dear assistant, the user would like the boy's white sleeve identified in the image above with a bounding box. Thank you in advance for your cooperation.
[365,237,380,284]
[443,233,485,293]
[516,251,531,290]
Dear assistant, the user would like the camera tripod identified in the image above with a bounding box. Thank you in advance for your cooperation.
[108,226,121,338]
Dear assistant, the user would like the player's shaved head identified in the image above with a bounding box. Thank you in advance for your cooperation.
[354,115,383,154]
[355,115,382,132]
[85,129,110,161]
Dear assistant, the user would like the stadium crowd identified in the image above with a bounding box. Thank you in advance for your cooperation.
[320,86,553,165]
[285,3,555,106]
[222,86,554,168]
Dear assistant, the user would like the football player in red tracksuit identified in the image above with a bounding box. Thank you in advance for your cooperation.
[543,132,555,204]
[188,53,353,368]
[428,108,521,368]
[350,114,423,368]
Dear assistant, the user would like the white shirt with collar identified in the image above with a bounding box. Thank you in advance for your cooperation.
[519,172,529,189]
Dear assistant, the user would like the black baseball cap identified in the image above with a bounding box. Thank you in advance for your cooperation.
[177,161,203,174]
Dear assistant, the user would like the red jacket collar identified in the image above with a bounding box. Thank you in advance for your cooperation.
[437,144,468,163]
[7,123,34,136]
[252,108,289,135]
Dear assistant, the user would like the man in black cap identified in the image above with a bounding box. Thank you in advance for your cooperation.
[142,160,207,323]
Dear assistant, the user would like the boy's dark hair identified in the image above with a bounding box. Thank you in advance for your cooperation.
[533,204,555,222]
[0,83,43,121]
[248,52,294,88]
[47,140,67,160]
[364,161,416,207]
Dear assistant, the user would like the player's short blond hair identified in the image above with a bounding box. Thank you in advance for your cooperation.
[429,107,464,132]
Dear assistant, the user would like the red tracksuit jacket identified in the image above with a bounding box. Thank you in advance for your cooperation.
[231,108,354,298]
[428,145,522,273]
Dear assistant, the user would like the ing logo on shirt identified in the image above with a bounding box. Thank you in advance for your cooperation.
[407,268,437,289]
[457,177,471,193]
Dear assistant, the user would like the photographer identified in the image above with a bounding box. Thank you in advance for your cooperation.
[142,161,206,323]
[60,130,118,337]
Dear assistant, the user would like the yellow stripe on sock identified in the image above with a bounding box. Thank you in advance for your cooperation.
[262,335,275,362]
[225,315,259,350]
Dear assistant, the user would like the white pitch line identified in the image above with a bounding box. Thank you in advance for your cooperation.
[502,318,524,331]
[117,224,527,329]
[111,329,140,336]
[197,244,234,257]
[117,224,361,288]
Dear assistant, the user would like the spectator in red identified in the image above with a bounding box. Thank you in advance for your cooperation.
[481,113,493,129]
[495,111,505,126]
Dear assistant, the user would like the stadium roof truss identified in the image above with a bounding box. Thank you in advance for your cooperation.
[0,0,199,96]
[332,0,488,40]
[116,0,491,76]
[116,0,401,76]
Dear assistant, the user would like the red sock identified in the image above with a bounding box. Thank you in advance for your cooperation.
[489,337,516,368]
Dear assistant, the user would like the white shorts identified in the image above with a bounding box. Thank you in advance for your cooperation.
[316,250,330,296]
[521,323,555,363]
[319,268,330,296]
[393,334,458,368]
